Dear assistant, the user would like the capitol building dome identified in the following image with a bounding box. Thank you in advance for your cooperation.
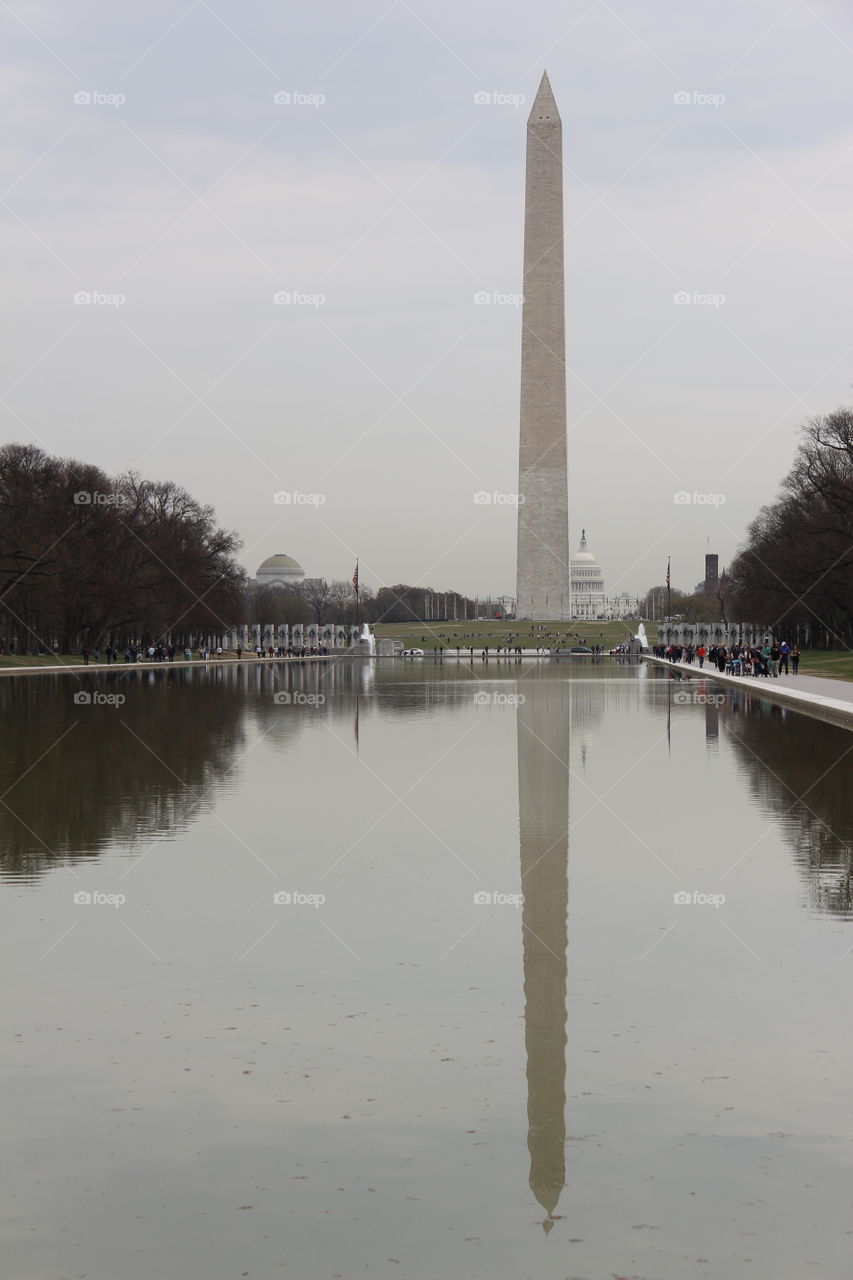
[570,530,606,619]
[255,553,305,588]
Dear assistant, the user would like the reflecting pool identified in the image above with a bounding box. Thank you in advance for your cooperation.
[2,658,852,1278]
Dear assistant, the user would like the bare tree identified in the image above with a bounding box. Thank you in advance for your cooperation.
[327,579,355,622]
[244,585,311,626]
[299,578,332,624]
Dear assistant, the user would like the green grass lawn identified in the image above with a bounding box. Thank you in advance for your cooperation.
[0,653,83,669]
[372,617,641,652]
[793,650,853,682]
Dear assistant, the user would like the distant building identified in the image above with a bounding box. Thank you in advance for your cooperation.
[255,553,305,588]
[570,530,607,619]
[697,553,720,594]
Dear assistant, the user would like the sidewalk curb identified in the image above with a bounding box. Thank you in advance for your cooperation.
[643,654,853,734]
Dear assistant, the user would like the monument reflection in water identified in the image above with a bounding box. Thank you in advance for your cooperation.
[518,677,570,1231]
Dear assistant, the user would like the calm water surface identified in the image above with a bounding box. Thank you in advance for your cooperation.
[2,658,853,1280]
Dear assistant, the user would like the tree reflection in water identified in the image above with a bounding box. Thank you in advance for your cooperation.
[723,690,853,916]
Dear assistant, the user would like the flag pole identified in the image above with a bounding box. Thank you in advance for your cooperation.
[353,559,360,628]
[666,556,671,625]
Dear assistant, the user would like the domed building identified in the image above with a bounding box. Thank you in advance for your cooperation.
[570,530,607,620]
[255,553,305,588]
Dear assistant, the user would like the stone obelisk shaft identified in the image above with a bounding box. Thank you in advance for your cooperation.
[516,72,569,621]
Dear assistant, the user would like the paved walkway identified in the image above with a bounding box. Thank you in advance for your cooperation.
[644,654,853,731]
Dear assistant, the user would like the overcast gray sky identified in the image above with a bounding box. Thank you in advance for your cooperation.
[3,0,853,600]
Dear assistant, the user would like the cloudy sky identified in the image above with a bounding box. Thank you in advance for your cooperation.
[3,0,853,600]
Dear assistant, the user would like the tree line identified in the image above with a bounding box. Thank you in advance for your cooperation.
[641,409,853,648]
[248,580,480,627]
[0,443,482,652]
[726,409,853,648]
[0,443,245,653]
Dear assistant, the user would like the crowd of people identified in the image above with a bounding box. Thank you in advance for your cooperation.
[653,640,801,677]
[80,642,331,665]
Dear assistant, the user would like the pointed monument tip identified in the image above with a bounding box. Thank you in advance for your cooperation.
[529,70,560,124]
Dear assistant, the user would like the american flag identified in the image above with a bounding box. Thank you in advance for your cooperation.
[352,561,359,592]
[666,557,670,589]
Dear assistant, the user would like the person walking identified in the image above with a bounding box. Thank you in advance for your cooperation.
[697,643,706,669]
[779,640,790,674]
[791,645,800,675]
[761,639,772,674]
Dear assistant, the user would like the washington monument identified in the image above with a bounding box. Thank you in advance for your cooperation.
[516,71,570,621]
